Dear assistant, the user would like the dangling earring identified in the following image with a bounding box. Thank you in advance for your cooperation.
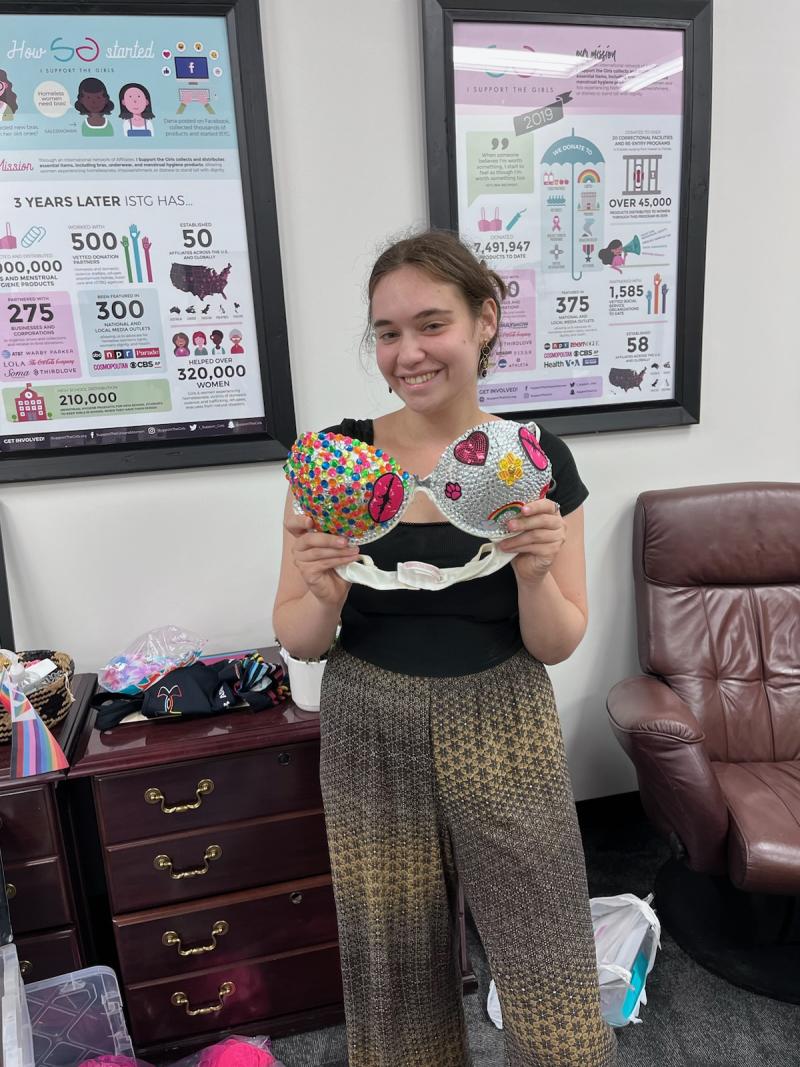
[388,385,393,393]
[478,340,491,379]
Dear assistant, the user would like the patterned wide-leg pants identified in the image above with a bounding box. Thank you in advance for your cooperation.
[318,644,618,1067]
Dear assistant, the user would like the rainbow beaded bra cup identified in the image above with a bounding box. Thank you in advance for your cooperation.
[284,420,554,591]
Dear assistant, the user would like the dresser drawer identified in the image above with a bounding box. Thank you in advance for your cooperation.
[96,743,323,845]
[0,787,57,863]
[106,811,331,913]
[5,857,73,934]
[114,876,338,983]
[15,928,82,984]
[125,942,342,1044]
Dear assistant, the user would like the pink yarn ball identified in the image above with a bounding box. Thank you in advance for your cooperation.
[198,1039,275,1067]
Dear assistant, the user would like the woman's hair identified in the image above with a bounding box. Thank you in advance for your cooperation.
[75,78,113,116]
[366,229,508,356]
[118,82,155,120]
[192,331,206,345]
[0,71,19,113]
[598,239,623,266]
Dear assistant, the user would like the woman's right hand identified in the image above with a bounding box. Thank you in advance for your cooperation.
[284,511,359,606]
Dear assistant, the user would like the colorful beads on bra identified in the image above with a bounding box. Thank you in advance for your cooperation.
[284,431,411,541]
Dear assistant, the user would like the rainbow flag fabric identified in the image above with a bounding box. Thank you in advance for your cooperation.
[0,670,69,778]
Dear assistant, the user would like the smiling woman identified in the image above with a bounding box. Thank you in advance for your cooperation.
[272,229,615,1067]
[372,279,485,397]
[370,230,506,390]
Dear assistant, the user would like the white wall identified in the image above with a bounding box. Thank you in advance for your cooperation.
[2,0,798,801]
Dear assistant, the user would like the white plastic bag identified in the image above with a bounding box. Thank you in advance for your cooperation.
[487,892,661,1030]
[592,892,661,1026]
[487,978,503,1028]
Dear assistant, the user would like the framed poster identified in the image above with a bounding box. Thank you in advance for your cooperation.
[0,518,11,650]
[422,0,712,434]
[0,0,294,482]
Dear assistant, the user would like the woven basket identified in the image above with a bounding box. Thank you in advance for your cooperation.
[0,650,75,744]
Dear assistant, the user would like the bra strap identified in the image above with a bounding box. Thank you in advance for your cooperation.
[335,542,517,591]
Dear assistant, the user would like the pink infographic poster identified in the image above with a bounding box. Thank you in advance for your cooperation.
[0,13,266,453]
[452,22,684,411]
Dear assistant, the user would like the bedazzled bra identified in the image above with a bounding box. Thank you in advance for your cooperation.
[284,419,553,590]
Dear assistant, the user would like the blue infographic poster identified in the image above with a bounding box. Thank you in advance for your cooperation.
[0,15,266,452]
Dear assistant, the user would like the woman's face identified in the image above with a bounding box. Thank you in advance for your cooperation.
[123,87,148,116]
[192,332,206,345]
[81,88,108,115]
[372,265,495,412]
[175,334,188,348]
[211,331,223,345]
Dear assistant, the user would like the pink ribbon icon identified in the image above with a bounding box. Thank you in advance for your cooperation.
[552,215,561,232]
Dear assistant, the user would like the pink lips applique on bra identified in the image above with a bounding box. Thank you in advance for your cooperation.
[368,472,405,523]
[518,425,549,470]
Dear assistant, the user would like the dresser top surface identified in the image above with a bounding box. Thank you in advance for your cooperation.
[0,673,96,789]
[68,649,321,778]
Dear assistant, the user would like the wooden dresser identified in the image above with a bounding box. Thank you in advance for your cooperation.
[68,696,342,1054]
[0,674,95,983]
[68,670,476,1055]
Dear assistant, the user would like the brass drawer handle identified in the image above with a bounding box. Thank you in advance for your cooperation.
[162,920,229,956]
[19,960,31,978]
[5,883,16,900]
[145,779,214,814]
[154,844,222,879]
[171,980,234,1016]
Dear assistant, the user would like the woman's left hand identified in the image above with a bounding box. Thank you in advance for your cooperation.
[502,499,566,584]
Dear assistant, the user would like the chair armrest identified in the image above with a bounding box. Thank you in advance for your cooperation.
[608,674,704,738]
[607,676,729,876]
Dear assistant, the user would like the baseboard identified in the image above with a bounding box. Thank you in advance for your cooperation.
[575,788,644,830]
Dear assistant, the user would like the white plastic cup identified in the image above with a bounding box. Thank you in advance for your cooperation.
[279,648,326,712]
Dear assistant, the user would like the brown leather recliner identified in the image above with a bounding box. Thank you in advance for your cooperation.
[607,482,800,896]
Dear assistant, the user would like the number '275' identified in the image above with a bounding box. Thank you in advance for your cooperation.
[8,302,53,322]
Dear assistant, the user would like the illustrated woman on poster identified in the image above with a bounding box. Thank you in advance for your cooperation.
[75,78,114,136]
[119,83,155,137]
[192,331,208,356]
[598,239,626,274]
[210,329,226,355]
[0,72,19,120]
[172,332,190,357]
[229,329,244,354]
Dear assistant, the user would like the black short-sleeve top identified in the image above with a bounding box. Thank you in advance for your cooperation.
[319,418,588,677]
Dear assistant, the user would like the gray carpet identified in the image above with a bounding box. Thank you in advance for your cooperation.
[269,793,800,1066]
